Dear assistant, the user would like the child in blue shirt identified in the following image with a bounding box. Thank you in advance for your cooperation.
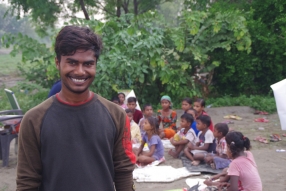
[136,117,165,165]
[187,108,199,136]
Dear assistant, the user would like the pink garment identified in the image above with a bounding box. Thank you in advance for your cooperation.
[120,103,128,109]
[228,151,262,191]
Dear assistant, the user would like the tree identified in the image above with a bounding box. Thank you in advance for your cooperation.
[7,0,169,35]
[1,8,251,105]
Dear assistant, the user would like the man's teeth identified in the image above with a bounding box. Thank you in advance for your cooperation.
[71,78,85,82]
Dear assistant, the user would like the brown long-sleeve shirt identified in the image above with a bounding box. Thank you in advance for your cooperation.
[16,93,135,191]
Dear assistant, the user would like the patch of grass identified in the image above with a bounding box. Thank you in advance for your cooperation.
[207,95,277,113]
[0,53,22,76]
[0,84,49,113]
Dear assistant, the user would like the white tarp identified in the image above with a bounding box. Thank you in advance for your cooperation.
[133,166,200,182]
[270,79,286,130]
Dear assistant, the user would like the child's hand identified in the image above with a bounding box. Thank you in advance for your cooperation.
[203,179,213,186]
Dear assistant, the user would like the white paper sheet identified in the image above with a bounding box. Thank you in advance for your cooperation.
[270,79,286,130]
[133,166,200,182]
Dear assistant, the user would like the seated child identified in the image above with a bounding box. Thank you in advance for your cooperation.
[157,95,177,139]
[205,123,231,170]
[111,96,120,105]
[183,115,216,166]
[125,109,142,143]
[138,104,154,135]
[136,117,165,165]
[225,131,262,191]
[127,97,143,124]
[193,98,214,131]
[118,92,128,109]
[181,97,192,113]
[187,108,199,136]
[169,113,197,158]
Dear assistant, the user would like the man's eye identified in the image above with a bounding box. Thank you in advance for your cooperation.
[68,61,76,65]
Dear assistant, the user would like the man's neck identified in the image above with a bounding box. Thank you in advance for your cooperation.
[59,89,91,104]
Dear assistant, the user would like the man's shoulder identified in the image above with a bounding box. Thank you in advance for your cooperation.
[24,97,54,118]
[96,94,125,113]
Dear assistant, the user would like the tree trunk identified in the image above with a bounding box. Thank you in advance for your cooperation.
[79,0,90,20]
[116,0,121,17]
[122,0,129,14]
[133,0,138,15]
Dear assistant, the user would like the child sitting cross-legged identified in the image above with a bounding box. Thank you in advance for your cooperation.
[136,117,165,165]
[168,113,197,158]
[204,123,231,170]
[183,115,216,166]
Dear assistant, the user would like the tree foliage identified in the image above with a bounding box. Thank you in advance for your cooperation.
[1,6,251,104]
[210,0,286,95]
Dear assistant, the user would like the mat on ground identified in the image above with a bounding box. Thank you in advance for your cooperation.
[133,166,200,183]
[181,156,222,174]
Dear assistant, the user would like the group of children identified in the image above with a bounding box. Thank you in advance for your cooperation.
[112,93,262,191]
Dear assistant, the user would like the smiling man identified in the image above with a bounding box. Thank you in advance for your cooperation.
[16,26,136,191]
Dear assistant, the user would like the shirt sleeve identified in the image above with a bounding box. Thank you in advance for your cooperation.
[204,130,214,143]
[227,161,240,176]
[113,115,136,191]
[17,109,43,191]
[149,135,159,146]
[186,129,196,143]
[170,110,177,129]
[221,139,228,155]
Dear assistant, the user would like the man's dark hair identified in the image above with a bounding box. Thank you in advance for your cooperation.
[181,113,194,124]
[125,109,132,114]
[197,115,211,127]
[127,97,137,103]
[55,26,103,62]
[215,123,229,136]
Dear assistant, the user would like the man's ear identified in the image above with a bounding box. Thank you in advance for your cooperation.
[55,57,60,70]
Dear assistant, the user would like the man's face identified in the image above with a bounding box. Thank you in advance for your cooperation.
[127,102,136,111]
[143,106,153,117]
[56,49,96,95]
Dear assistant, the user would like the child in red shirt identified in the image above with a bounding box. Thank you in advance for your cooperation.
[127,97,143,124]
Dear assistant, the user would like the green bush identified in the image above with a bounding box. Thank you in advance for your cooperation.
[211,0,286,95]
[207,95,277,113]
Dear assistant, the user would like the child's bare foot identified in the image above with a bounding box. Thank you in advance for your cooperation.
[168,149,179,158]
[191,160,200,166]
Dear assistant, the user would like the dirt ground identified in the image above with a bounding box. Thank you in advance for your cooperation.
[1,106,286,191]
